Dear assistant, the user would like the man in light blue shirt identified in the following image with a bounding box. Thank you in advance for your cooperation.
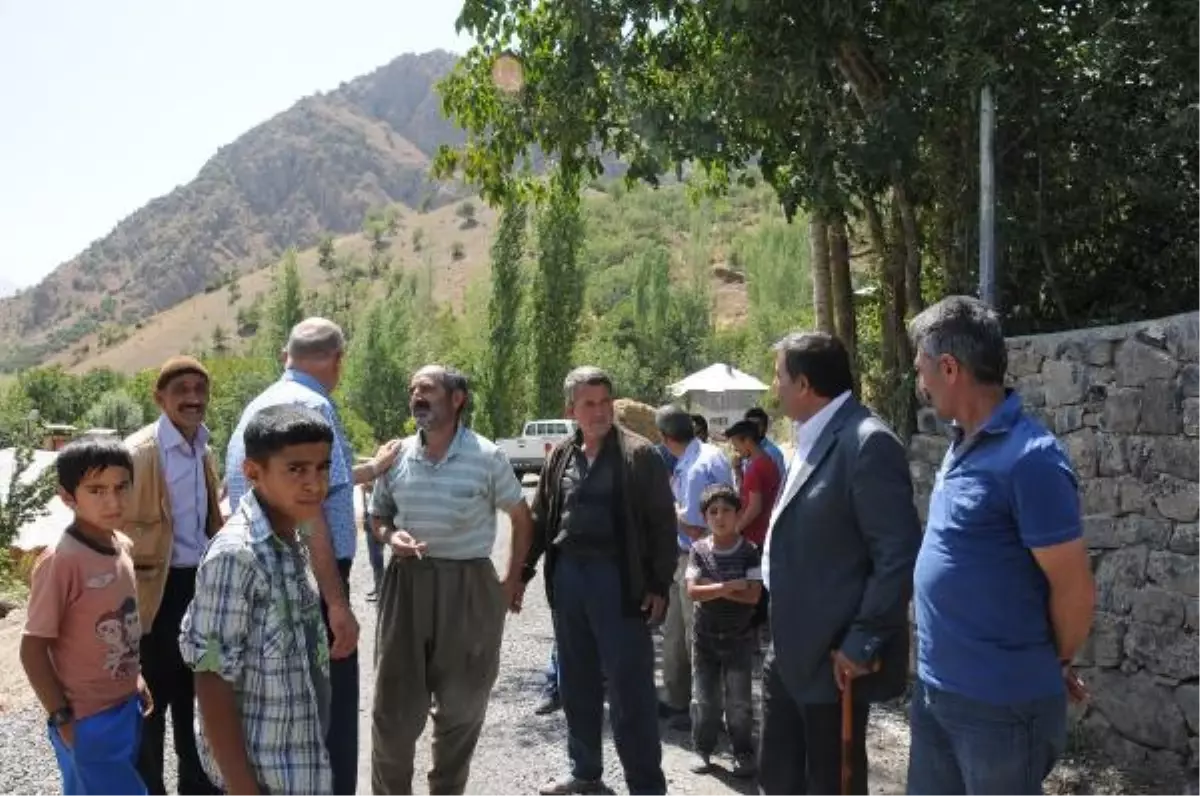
[224,318,399,796]
[655,404,734,725]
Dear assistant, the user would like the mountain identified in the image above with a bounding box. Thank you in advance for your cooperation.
[0,50,468,371]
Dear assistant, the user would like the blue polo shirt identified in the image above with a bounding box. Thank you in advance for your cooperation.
[914,391,1081,705]
[672,440,734,551]
[226,369,356,561]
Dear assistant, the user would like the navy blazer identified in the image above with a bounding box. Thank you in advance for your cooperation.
[767,397,921,705]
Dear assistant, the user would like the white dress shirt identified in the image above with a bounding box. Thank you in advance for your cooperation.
[762,390,852,590]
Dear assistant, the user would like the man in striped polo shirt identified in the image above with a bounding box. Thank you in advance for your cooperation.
[370,365,534,795]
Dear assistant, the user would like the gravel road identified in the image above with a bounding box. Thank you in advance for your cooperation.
[0,489,907,795]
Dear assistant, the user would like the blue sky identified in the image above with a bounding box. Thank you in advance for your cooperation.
[0,0,472,287]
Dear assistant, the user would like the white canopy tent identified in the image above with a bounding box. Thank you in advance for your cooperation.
[667,363,770,435]
[668,363,770,396]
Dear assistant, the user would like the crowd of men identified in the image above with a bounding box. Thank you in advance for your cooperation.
[21,294,1096,796]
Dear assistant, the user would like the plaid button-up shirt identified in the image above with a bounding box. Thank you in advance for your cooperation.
[179,490,332,795]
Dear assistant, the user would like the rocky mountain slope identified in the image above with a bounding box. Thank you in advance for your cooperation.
[0,50,466,370]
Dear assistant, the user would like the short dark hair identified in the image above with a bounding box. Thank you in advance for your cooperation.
[243,405,334,462]
[773,332,854,398]
[725,419,761,442]
[564,366,614,404]
[744,407,769,428]
[908,295,1007,385]
[56,436,134,495]
[701,482,741,514]
[690,414,709,437]
[655,404,696,444]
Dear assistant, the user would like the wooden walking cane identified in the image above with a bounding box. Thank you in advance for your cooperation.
[840,659,881,796]
[840,677,855,796]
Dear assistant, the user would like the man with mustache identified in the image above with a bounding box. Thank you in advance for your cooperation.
[370,365,534,795]
[523,367,677,796]
[224,318,402,795]
[123,356,222,794]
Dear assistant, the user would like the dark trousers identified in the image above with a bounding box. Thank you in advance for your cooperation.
[757,652,870,795]
[691,631,755,757]
[318,558,360,796]
[907,679,1066,795]
[138,567,218,795]
[363,523,384,594]
[553,555,665,795]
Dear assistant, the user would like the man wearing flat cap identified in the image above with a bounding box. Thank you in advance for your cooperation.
[123,355,222,794]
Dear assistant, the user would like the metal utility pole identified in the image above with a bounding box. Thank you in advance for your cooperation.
[978,85,996,307]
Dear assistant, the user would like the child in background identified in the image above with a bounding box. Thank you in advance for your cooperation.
[21,436,153,796]
[685,483,762,779]
[180,405,336,795]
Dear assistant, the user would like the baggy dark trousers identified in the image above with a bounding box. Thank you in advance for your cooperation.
[371,556,506,795]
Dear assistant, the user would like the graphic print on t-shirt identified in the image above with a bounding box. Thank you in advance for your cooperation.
[95,595,141,679]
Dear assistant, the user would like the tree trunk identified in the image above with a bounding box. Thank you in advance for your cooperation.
[892,176,924,316]
[888,197,916,441]
[862,196,896,378]
[809,213,834,333]
[829,213,859,393]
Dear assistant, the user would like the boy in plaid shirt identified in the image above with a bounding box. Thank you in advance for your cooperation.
[180,405,335,795]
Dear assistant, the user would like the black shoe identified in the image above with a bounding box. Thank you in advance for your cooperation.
[657,700,685,718]
[535,693,562,715]
[732,753,757,779]
[668,711,692,732]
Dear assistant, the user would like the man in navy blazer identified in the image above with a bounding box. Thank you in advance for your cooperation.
[758,332,921,795]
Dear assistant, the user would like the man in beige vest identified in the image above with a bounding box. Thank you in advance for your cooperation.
[123,356,222,795]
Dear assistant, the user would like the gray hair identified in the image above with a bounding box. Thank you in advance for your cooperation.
[415,364,471,418]
[907,296,1007,385]
[285,317,345,361]
[563,366,614,405]
[655,404,696,444]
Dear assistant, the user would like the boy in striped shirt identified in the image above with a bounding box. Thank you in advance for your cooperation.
[685,483,762,779]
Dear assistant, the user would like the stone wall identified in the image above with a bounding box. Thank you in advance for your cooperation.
[907,311,1199,775]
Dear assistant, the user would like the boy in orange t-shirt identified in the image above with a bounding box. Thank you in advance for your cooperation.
[21,436,153,795]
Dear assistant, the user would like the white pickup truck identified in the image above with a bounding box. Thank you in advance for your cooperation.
[497,419,577,475]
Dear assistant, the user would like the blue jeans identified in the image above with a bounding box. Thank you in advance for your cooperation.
[49,694,147,795]
[543,643,560,699]
[553,555,665,794]
[907,679,1067,795]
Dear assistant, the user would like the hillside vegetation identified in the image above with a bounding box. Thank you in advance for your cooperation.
[0,178,834,459]
[0,51,466,371]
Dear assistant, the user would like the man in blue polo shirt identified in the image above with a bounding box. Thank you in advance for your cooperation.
[656,404,733,729]
[906,296,1095,795]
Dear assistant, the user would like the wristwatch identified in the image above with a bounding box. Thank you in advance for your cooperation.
[48,706,73,727]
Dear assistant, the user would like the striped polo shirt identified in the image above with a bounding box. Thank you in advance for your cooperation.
[370,425,524,560]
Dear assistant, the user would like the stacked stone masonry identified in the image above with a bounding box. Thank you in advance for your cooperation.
[907,312,1200,776]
